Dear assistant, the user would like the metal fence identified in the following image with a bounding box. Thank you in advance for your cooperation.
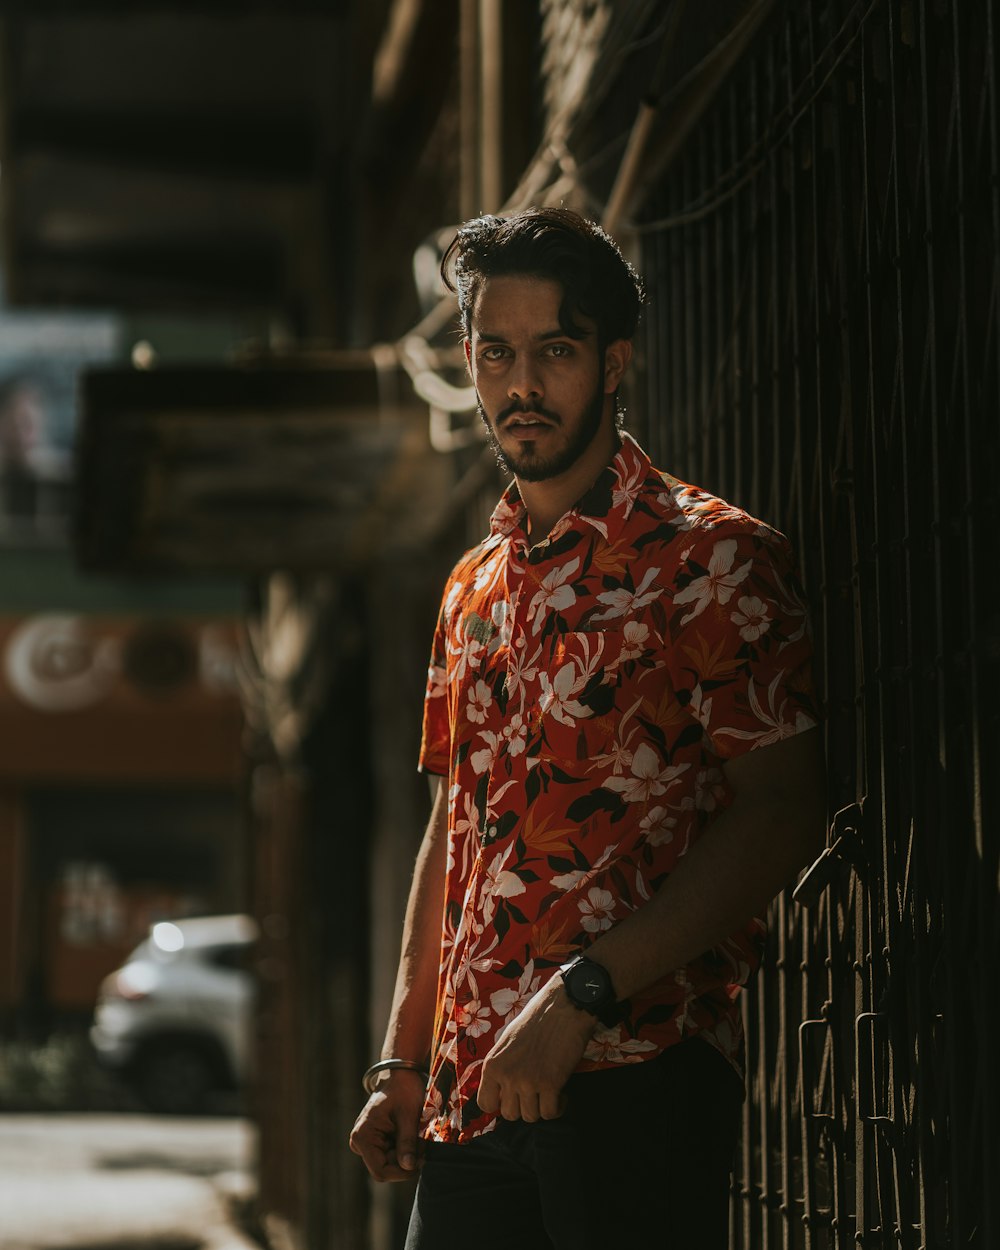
[632,1,999,1245]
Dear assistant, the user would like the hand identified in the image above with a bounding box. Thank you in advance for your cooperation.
[477,976,596,1123]
[349,1070,427,1182]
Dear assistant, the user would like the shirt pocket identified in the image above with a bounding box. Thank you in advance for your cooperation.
[456,608,510,713]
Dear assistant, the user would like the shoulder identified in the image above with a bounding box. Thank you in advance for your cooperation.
[632,467,792,561]
[436,532,508,624]
[446,530,509,582]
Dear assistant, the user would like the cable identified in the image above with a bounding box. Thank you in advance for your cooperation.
[633,0,882,233]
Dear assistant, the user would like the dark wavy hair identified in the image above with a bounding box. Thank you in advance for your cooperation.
[440,207,645,349]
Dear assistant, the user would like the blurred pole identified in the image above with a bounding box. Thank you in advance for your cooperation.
[459,0,480,218]
[479,0,503,213]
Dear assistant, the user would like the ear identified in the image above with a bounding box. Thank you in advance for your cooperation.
[464,338,473,376]
[603,339,632,393]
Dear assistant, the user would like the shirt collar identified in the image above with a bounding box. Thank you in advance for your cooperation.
[487,432,653,551]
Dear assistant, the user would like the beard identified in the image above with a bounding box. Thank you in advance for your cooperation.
[478,381,606,483]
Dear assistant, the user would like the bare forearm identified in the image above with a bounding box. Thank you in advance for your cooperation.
[380,778,448,1062]
[587,728,827,1001]
[350,780,448,1181]
[586,796,821,999]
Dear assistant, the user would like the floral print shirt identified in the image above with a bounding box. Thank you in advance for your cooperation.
[418,433,818,1142]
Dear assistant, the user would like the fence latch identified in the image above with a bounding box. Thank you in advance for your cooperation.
[792,801,863,908]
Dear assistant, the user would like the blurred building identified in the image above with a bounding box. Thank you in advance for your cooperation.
[0,606,245,1023]
[0,3,996,1250]
[0,301,248,1032]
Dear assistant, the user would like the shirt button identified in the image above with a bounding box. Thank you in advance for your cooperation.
[488,825,497,838]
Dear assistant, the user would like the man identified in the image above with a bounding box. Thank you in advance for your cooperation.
[350,207,825,1248]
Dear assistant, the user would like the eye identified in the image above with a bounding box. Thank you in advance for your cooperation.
[480,346,510,362]
[545,343,573,358]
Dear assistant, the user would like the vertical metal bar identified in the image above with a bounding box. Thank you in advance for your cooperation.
[776,25,798,1247]
[784,6,807,562]
[777,901,793,1250]
[711,105,727,500]
[697,123,711,489]
[753,44,772,1239]
[731,86,745,510]
[757,953,773,1249]
[683,153,698,477]
[913,4,970,1249]
[749,55,763,517]
[828,2,867,1241]
[850,7,875,1240]
[799,6,840,1230]
[882,2,919,1241]
[765,39,781,530]
[671,170,686,473]
[978,5,1000,1247]
[739,992,755,1248]
[766,27,783,535]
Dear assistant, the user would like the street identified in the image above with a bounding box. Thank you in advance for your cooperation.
[0,1114,258,1250]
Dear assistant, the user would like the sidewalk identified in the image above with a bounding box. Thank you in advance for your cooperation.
[0,1171,259,1250]
[0,1114,260,1250]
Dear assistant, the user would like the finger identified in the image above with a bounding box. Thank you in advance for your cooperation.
[378,1156,424,1182]
[478,1073,499,1115]
[518,1092,541,1123]
[349,1130,390,1179]
[348,1117,379,1158]
[349,1105,392,1157]
[393,1115,421,1174]
[500,1088,521,1121]
[539,1088,566,1120]
[352,1133,421,1183]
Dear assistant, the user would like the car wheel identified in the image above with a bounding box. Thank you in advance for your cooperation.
[134,1043,219,1114]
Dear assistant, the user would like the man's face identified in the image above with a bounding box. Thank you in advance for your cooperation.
[466,274,612,483]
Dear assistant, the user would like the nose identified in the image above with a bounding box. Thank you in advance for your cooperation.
[507,355,543,403]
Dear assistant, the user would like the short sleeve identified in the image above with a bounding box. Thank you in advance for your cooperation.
[664,522,820,760]
[418,595,451,776]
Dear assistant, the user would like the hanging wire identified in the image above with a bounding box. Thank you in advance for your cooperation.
[631,0,882,233]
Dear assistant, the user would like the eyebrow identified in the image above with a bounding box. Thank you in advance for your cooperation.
[474,327,587,343]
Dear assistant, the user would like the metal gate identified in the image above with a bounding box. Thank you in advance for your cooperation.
[632,1,999,1245]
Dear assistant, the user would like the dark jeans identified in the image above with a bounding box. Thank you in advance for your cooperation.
[404,1037,744,1250]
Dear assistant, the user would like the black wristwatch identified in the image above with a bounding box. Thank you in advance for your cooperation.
[559,955,625,1026]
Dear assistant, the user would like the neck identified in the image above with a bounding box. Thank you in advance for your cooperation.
[518,419,620,541]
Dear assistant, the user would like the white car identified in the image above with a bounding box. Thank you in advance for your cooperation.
[91,913,257,1114]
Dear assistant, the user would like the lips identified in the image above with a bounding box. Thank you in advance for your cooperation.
[504,416,554,440]
[503,412,554,429]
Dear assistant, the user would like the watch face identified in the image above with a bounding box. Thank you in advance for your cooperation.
[564,958,612,1007]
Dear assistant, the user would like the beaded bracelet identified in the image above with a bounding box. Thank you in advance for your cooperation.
[362,1058,430,1094]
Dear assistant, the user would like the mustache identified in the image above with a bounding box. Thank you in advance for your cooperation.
[497,401,560,425]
